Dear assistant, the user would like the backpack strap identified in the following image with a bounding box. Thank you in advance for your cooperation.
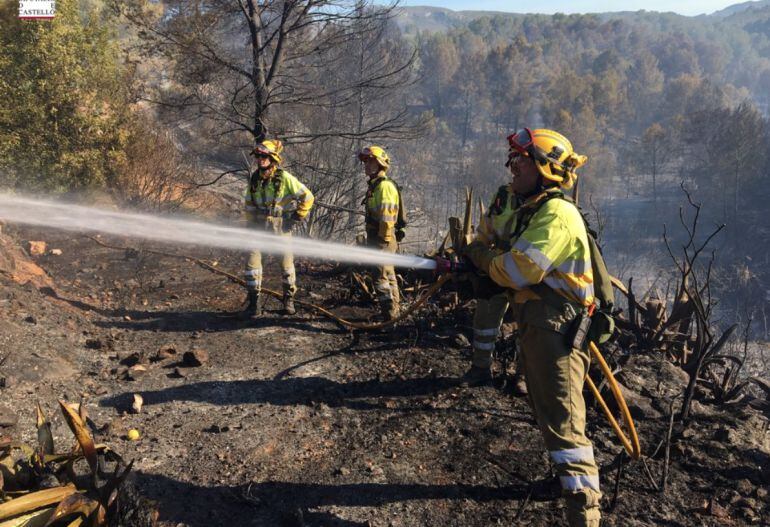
[509,190,563,242]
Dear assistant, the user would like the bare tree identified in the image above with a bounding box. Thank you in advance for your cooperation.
[117,0,420,153]
[115,0,425,239]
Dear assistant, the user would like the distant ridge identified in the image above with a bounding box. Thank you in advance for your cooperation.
[395,2,770,34]
[710,0,770,17]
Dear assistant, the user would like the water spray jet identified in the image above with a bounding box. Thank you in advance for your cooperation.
[0,194,438,270]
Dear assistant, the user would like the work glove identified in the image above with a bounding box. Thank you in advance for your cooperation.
[469,274,505,300]
[283,212,304,233]
[434,255,469,274]
[462,243,499,274]
[395,228,406,242]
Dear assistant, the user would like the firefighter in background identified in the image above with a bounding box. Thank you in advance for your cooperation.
[461,184,527,395]
[464,129,600,527]
[242,139,314,318]
[358,145,404,321]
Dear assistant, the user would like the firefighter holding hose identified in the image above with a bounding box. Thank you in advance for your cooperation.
[439,129,601,527]
[241,139,314,318]
[358,145,405,322]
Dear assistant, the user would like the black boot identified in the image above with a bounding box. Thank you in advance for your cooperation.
[461,365,493,387]
[283,294,296,315]
[240,290,261,319]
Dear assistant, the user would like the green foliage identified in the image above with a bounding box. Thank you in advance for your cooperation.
[0,0,129,192]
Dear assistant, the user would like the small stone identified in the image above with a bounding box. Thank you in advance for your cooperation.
[127,365,147,380]
[23,315,36,324]
[755,487,768,501]
[183,348,209,367]
[452,333,471,348]
[0,407,18,428]
[707,498,729,519]
[736,479,754,496]
[154,345,177,361]
[27,241,46,256]
[49,248,62,256]
[334,467,350,477]
[681,427,697,439]
[132,394,144,414]
[726,489,742,505]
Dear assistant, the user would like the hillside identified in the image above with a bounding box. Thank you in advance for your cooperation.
[0,216,768,526]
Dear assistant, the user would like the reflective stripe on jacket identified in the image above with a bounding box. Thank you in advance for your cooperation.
[365,173,400,242]
[488,190,595,306]
[244,169,314,220]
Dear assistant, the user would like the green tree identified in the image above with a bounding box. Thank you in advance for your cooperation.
[0,0,129,191]
[637,123,673,207]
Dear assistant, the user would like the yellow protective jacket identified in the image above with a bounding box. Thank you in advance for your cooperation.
[488,190,595,306]
[364,172,400,243]
[244,168,314,223]
[474,184,520,249]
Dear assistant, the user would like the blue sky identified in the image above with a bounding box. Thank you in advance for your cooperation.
[395,0,747,16]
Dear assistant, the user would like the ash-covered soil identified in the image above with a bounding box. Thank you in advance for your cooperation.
[0,227,768,526]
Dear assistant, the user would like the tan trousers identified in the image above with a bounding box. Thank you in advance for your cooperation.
[244,221,296,297]
[519,310,601,527]
[367,235,400,319]
[471,292,510,368]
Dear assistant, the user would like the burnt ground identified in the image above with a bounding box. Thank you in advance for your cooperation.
[0,226,768,526]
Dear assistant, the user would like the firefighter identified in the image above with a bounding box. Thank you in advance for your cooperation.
[242,139,314,318]
[358,145,402,321]
[461,184,527,395]
[463,129,599,527]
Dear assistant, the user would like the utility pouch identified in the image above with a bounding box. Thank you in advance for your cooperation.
[587,310,615,345]
[565,310,592,350]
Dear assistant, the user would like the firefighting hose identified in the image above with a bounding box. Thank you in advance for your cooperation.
[85,236,640,459]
